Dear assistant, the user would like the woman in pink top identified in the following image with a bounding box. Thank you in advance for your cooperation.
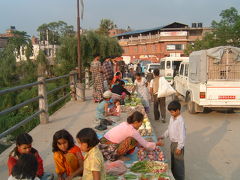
[99,111,164,161]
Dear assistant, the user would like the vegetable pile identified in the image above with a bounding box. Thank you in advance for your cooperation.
[138,117,152,136]
[125,96,142,106]
[137,147,165,161]
[130,160,168,174]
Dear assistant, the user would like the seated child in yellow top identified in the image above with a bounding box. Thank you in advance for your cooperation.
[76,128,105,180]
[52,129,83,180]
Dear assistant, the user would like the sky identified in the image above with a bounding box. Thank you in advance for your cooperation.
[0,0,240,36]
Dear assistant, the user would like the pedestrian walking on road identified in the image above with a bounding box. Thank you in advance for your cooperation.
[90,54,104,103]
[160,101,186,180]
[150,69,166,122]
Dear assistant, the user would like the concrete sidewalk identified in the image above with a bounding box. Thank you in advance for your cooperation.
[0,90,97,179]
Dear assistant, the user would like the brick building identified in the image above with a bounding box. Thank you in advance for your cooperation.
[114,22,212,63]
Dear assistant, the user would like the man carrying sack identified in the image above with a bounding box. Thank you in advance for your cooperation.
[150,69,176,123]
[150,69,166,123]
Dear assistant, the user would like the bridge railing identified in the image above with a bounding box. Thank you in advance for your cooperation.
[0,69,91,139]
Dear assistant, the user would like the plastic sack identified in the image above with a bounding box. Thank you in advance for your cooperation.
[157,77,176,98]
[104,160,127,176]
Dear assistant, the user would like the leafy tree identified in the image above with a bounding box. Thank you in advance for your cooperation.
[98,19,115,35]
[37,21,74,45]
[185,7,240,55]
[36,50,49,77]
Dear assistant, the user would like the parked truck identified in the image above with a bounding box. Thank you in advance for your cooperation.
[174,46,240,113]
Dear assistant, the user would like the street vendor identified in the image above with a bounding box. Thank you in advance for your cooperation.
[98,111,164,161]
[111,80,131,102]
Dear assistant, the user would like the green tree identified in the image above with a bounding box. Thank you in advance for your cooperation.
[37,21,74,45]
[36,50,49,77]
[98,19,115,35]
[185,7,240,55]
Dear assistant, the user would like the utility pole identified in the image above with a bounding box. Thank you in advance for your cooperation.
[76,0,85,101]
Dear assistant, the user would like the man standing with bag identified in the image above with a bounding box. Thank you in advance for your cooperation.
[150,69,166,123]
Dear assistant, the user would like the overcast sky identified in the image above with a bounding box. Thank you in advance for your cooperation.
[0,0,240,36]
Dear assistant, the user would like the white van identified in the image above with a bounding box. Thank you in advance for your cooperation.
[145,63,161,74]
[160,57,189,84]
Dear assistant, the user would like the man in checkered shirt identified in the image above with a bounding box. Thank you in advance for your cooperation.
[103,57,114,88]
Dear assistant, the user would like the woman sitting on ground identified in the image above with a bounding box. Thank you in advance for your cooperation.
[99,111,164,161]
[111,72,122,86]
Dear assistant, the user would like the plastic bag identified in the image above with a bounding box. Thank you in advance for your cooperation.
[104,160,127,176]
[157,77,176,98]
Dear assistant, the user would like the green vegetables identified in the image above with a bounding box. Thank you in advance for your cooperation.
[124,173,138,180]
[130,160,149,173]
[125,96,142,106]
[106,175,118,180]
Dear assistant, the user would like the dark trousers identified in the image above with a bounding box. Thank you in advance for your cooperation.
[171,142,185,180]
[153,95,166,120]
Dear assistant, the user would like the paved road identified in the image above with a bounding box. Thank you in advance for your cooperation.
[150,97,240,180]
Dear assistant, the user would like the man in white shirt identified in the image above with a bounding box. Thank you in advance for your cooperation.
[149,69,166,122]
[160,101,186,180]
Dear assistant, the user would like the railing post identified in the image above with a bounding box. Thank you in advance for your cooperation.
[38,77,49,124]
[85,68,90,89]
[70,71,77,101]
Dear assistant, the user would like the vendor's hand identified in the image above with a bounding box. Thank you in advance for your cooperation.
[156,140,164,146]
[175,149,182,155]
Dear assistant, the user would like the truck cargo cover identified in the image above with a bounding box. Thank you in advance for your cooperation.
[189,46,240,83]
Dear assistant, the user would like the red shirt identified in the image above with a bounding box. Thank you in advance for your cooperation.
[8,148,44,177]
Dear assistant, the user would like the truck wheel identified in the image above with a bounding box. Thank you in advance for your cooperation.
[187,95,197,114]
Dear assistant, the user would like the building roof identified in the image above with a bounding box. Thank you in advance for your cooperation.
[115,22,189,37]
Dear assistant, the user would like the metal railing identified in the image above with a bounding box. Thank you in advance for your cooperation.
[0,69,91,139]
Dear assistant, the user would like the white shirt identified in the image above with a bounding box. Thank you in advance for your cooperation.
[163,115,186,150]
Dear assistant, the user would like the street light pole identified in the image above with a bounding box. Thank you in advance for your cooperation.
[76,0,85,101]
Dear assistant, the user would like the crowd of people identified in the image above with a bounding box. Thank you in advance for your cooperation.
[6,57,186,180]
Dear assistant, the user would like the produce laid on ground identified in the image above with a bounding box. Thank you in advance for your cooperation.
[130,160,168,174]
[137,147,165,162]
[125,96,142,106]
[138,117,152,136]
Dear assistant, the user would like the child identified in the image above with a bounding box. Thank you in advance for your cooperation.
[76,128,105,180]
[160,101,186,180]
[8,154,40,180]
[8,133,53,180]
[95,91,114,131]
[108,99,121,117]
[52,129,84,180]
[111,72,122,86]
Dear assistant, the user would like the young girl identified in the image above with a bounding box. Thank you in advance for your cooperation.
[8,133,53,180]
[8,154,40,180]
[52,129,84,180]
[108,99,121,117]
[133,73,150,113]
[76,128,105,180]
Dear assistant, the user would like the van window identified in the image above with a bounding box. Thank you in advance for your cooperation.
[184,64,189,76]
[166,61,171,69]
[179,64,184,75]
[160,61,165,70]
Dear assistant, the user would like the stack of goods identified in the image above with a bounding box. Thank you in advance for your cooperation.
[137,147,165,162]
[124,96,142,106]
[138,117,152,136]
[130,160,168,174]
[121,96,145,115]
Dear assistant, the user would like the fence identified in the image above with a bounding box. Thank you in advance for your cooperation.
[0,69,91,139]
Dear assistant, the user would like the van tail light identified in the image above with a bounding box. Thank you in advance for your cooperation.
[200,92,206,99]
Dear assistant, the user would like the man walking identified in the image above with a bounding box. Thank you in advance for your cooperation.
[103,57,114,89]
[150,69,166,123]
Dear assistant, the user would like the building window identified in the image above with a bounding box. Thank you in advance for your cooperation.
[143,46,147,52]
[124,47,128,53]
[166,44,184,51]
[152,45,156,52]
